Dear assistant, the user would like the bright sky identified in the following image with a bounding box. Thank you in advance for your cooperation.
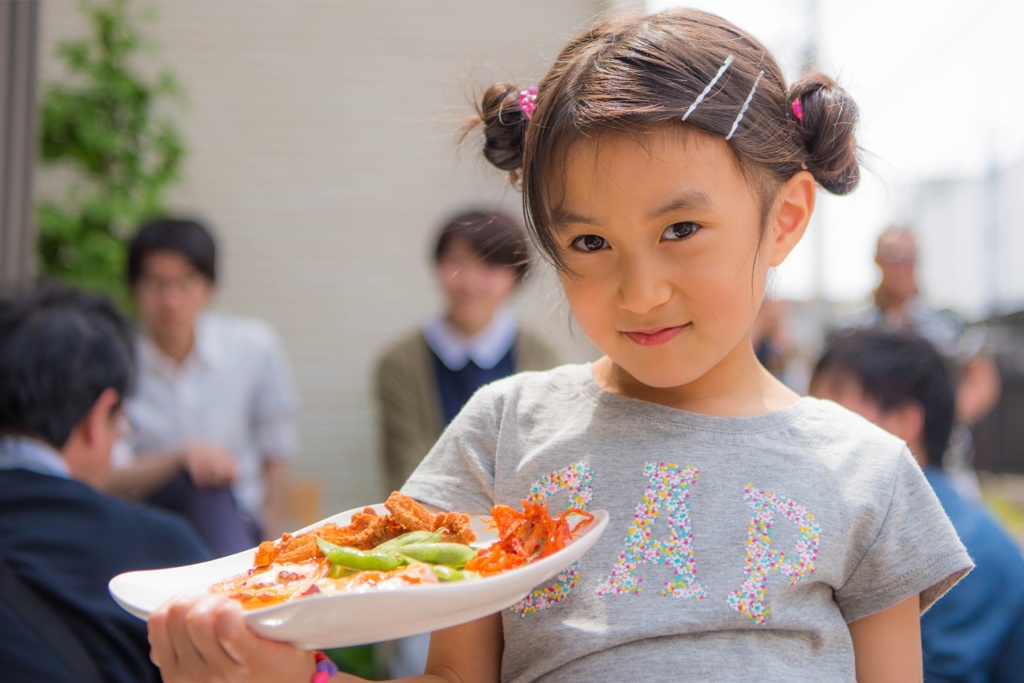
[651,0,1024,302]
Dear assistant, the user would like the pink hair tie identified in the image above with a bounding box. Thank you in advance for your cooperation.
[517,86,538,120]
[791,97,804,122]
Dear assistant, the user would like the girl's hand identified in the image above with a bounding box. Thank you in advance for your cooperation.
[148,594,314,683]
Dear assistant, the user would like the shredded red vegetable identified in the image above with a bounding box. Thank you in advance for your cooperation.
[464,498,593,576]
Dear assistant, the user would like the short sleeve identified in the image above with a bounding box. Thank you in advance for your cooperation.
[250,327,298,461]
[400,383,502,515]
[835,447,973,623]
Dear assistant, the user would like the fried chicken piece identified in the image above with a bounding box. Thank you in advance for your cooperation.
[384,491,435,532]
[433,511,477,545]
[252,508,395,567]
[252,532,318,566]
[251,495,476,569]
[317,512,393,550]
[254,540,279,568]
[384,491,477,544]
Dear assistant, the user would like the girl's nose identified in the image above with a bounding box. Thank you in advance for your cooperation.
[617,253,672,315]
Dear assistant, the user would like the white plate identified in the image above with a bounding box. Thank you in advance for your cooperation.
[109,504,608,649]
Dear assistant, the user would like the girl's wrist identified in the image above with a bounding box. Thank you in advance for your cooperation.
[312,651,339,682]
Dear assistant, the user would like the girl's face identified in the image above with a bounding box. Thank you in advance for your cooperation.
[551,127,810,412]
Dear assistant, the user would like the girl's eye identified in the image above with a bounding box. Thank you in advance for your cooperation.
[662,222,700,241]
[570,234,609,252]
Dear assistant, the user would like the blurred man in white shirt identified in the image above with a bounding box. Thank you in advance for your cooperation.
[106,218,297,555]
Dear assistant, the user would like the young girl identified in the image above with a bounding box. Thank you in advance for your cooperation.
[148,8,972,682]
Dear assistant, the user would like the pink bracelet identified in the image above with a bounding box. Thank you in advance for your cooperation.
[312,651,338,682]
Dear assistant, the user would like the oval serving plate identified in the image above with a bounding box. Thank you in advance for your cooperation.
[109,504,608,649]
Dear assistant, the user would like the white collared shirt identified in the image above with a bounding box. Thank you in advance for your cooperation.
[422,308,518,371]
[118,312,297,517]
[0,436,70,478]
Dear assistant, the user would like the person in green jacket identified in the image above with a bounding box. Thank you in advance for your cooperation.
[375,208,562,498]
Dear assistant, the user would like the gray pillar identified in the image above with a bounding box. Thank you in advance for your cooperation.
[0,0,40,291]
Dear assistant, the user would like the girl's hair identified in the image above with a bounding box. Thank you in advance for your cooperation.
[471,8,861,269]
[433,208,531,281]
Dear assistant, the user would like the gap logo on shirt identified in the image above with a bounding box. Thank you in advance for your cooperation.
[512,461,821,624]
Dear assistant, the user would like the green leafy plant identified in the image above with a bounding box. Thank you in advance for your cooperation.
[325,645,383,680]
[36,0,184,300]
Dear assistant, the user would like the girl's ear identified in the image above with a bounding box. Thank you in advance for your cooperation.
[768,171,815,267]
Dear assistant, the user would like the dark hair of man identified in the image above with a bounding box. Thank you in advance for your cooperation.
[433,209,530,281]
[126,218,218,286]
[812,328,956,467]
[0,286,135,449]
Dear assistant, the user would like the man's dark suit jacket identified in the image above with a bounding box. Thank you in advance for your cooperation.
[0,467,209,682]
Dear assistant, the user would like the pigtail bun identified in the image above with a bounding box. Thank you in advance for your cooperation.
[478,82,530,178]
[789,74,860,196]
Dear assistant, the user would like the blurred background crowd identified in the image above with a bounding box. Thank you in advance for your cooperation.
[5,0,1024,528]
[3,0,1024,680]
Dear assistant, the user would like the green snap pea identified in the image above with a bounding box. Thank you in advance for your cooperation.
[398,542,478,568]
[373,529,443,552]
[316,537,405,571]
[327,564,357,579]
[431,565,479,582]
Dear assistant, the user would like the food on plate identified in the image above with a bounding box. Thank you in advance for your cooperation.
[209,492,593,609]
[465,499,593,575]
[251,491,475,568]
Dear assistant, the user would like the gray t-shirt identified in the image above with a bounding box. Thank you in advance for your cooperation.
[403,364,972,683]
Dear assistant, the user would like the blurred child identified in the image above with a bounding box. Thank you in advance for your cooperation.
[810,327,1024,681]
[376,208,561,495]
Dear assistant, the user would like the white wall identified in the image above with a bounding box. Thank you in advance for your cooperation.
[37,0,610,516]
[910,158,1024,320]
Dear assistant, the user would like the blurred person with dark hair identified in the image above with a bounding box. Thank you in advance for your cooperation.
[375,208,561,495]
[0,286,208,682]
[862,225,1001,428]
[106,218,298,556]
[374,208,560,676]
[843,226,1001,501]
[810,327,1024,682]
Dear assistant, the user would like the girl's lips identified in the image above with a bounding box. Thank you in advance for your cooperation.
[624,325,687,346]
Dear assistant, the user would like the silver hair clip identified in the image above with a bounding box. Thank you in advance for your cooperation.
[725,70,764,141]
[682,54,734,121]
